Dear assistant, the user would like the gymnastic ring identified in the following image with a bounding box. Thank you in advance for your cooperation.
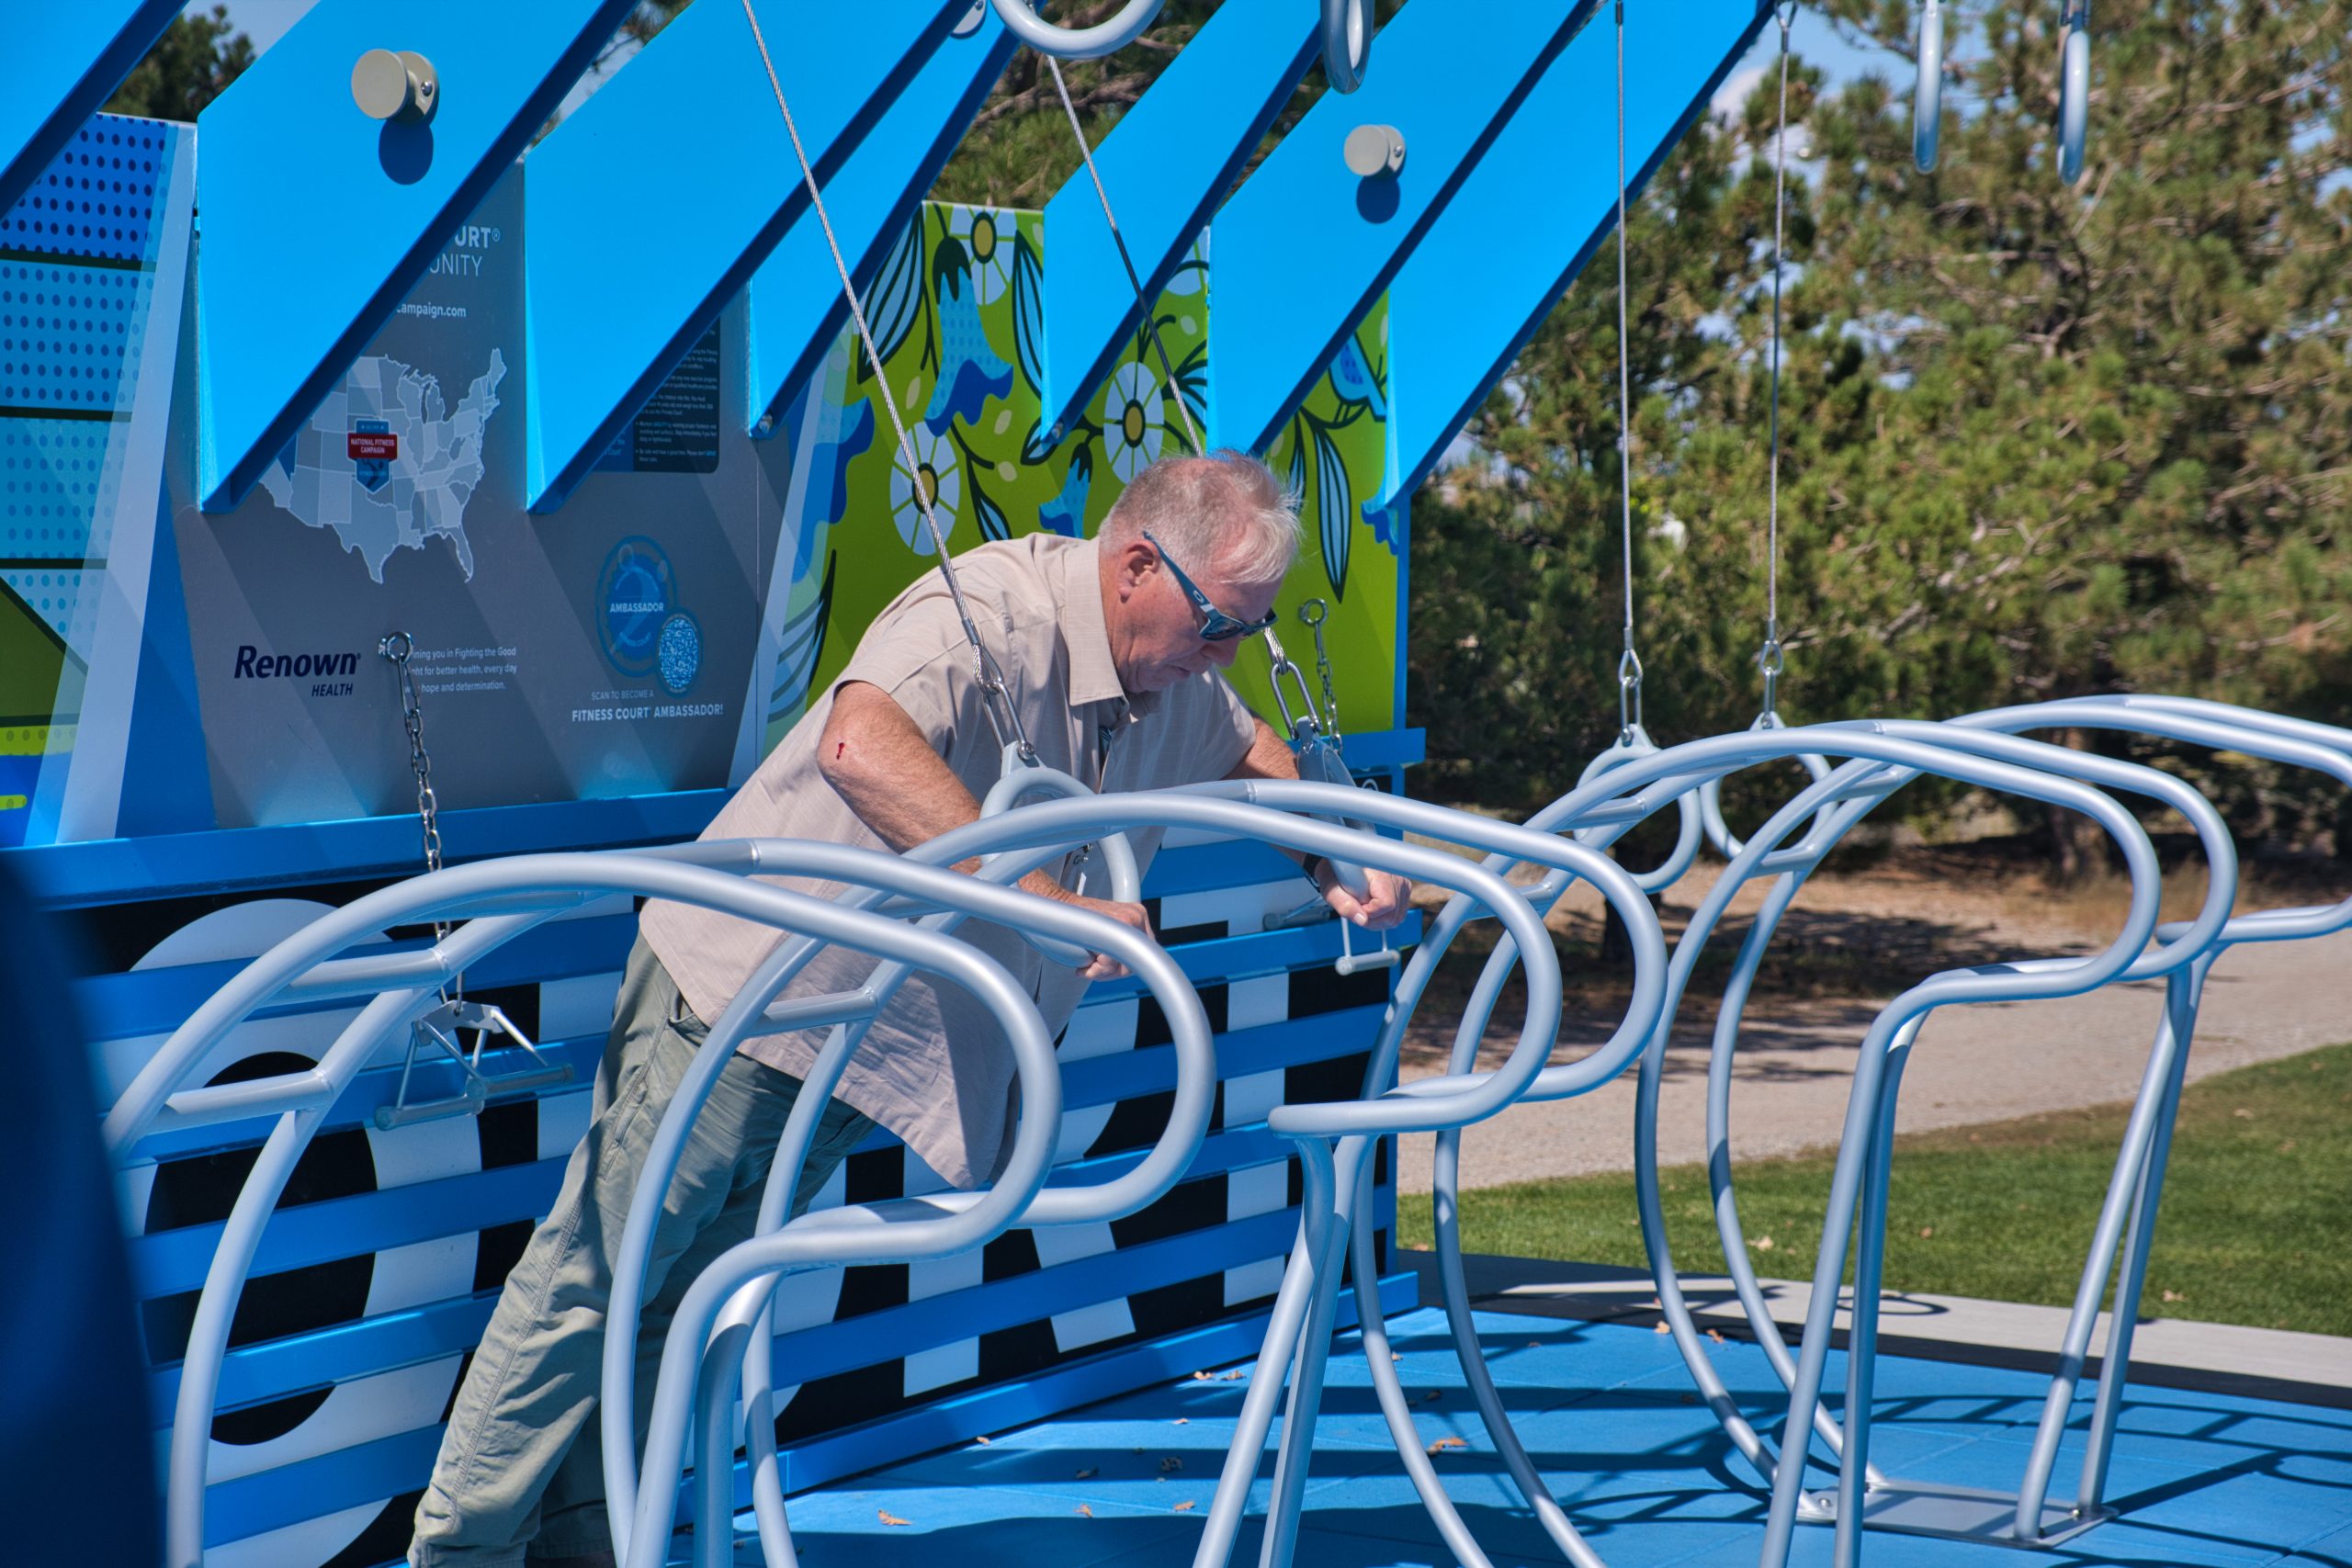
[1697,711,1834,860]
[1914,0,1944,171]
[989,0,1164,60]
[2059,4,2089,182]
[1322,0,1374,93]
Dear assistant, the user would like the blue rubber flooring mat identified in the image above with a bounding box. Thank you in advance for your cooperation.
[710,1306,2352,1567]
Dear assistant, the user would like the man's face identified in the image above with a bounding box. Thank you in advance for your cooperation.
[1112,525,1282,694]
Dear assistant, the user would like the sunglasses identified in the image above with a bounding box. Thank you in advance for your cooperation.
[1142,529,1280,641]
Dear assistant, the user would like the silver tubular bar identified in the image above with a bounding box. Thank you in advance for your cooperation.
[605,799,1554,1568]
[1948,698,2352,1535]
[615,861,1095,1568]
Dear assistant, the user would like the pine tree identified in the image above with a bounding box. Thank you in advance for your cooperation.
[1415,0,2352,854]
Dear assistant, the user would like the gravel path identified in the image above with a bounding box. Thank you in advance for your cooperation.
[1395,926,2352,1195]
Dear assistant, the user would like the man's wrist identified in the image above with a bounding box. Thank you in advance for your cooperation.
[1297,852,1329,889]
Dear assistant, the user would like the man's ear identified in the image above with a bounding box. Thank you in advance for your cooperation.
[1113,538,1158,601]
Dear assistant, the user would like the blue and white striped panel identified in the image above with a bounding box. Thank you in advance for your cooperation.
[88,879,633,1568]
[69,818,1409,1565]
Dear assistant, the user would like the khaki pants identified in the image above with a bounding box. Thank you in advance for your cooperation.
[409,942,875,1565]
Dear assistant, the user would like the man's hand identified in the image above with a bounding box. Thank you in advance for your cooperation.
[1317,864,1411,931]
[1028,881,1154,980]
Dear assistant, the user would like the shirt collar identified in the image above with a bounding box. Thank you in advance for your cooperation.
[1054,536,1136,712]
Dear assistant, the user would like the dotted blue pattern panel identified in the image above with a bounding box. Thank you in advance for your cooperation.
[0,114,171,265]
[0,418,125,560]
[1,108,182,850]
[1,567,92,641]
[0,256,142,414]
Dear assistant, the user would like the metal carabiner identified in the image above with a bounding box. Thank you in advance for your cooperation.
[1264,627,1328,744]
[1617,645,1645,743]
[971,646,1038,764]
[1757,634,1785,717]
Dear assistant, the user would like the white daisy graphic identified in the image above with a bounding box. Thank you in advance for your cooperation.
[949,204,1016,305]
[1102,361,1164,482]
[889,423,962,556]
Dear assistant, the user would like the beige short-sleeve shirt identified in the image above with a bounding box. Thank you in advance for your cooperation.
[638,534,1258,1188]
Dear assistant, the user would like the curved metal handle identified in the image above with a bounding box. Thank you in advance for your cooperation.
[1294,735,1374,901]
[1915,0,1945,171]
[989,0,1164,59]
[1698,711,1833,859]
[980,754,1143,968]
[2060,3,2089,181]
[1321,0,1374,93]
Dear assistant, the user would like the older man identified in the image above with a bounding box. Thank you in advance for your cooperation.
[410,449,1409,1567]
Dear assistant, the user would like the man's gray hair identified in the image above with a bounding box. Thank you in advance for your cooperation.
[1098,449,1302,585]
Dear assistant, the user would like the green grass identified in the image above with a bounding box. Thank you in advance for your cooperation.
[1397,1043,2352,1337]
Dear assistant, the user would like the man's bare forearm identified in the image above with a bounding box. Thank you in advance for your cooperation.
[818,681,1069,901]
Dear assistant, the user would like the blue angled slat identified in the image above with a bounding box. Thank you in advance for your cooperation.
[1037,0,1321,434]
[14,788,732,909]
[770,1269,1414,1498]
[745,13,1017,434]
[1385,0,1771,501]
[75,913,638,1045]
[522,0,966,510]
[131,1156,567,1299]
[1081,909,1421,998]
[1207,0,1595,457]
[0,0,185,215]
[193,0,637,510]
[153,1003,1389,1421]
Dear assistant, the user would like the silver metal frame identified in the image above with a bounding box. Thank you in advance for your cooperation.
[1371,723,2204,1568]
[105,847,1107,1568]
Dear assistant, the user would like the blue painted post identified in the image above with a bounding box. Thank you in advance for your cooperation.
[521,0,967,511]
[192,0,638,510]
[743,14,1018,437]
[1205,0,1596,457]
[1382,0,1772,502]
[0,0,186,214]
[1036,0,1321,434]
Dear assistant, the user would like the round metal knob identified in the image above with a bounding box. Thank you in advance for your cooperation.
[353,49,439,125]
[1342,123,1406,178]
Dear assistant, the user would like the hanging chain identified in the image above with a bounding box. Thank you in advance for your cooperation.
[1044,56,1204,456]
[1300,599,1342,745]
[381,632,445,878]
[740,0,1036,761]
[1758,2,1798,719]
[379,631,458,1000]
[1613,0,1644,743]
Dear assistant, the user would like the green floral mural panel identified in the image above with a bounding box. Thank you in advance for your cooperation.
[1233,297,1398,739]
[761,200,1398,755]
